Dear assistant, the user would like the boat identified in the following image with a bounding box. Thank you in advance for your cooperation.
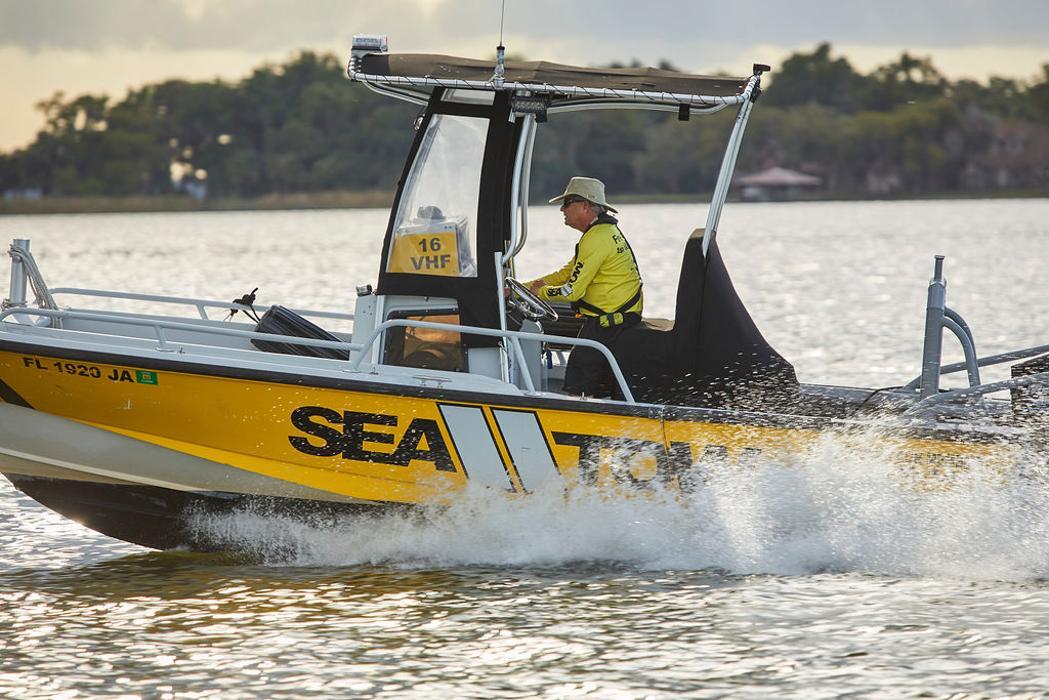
[2,35,1047,551]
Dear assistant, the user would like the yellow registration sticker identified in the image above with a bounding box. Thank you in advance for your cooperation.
[388,232,460,276]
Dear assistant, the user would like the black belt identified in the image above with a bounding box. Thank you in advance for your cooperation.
[573,285,642,327]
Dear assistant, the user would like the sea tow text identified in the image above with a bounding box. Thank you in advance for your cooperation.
[285,403,983,488]
[286,403,750,487]
[289,406,456,472]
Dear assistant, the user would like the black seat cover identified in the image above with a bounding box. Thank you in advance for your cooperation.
[614,229,798,407]
[252,305,349,360]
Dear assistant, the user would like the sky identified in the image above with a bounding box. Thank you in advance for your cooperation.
[1,0,1047,151]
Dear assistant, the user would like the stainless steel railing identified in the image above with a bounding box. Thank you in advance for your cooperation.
[0,307,636,402]
[50,287,354,322]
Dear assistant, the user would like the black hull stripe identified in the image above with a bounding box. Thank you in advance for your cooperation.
[0,376,30,407]
[0,338,998,444]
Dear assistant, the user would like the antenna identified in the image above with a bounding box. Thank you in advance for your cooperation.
[499,0,506,46]
[492,0,507,87]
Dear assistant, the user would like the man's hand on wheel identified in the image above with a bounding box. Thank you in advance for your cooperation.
[503,277,559,322]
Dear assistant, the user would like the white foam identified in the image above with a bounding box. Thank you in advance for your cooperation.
[190,431,1049,580]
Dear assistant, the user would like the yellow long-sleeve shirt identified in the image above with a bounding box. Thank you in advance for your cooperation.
[533,216,643,317]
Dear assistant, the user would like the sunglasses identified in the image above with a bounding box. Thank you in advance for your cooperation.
[560,196,586,209]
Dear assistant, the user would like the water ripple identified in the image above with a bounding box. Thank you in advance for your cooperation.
[3,202,1049,696]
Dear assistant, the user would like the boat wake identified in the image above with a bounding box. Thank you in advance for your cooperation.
[189,431,1049,580]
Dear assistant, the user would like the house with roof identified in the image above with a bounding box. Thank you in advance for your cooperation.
[735,166,822,201]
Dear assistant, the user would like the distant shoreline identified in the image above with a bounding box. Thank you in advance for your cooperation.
[1,188,1045,216]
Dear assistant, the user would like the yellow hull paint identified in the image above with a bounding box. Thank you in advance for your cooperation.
[0,350,1006,504]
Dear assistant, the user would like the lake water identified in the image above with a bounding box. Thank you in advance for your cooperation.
[2,199,1049,697]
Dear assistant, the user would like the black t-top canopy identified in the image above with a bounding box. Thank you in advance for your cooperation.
[357,53,748,98]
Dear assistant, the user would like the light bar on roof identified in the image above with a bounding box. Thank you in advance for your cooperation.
[351,35,388,59]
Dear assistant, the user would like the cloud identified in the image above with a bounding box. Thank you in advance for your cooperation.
[0,0,390,52]
[1,0,1046,152]
[2,0,1048,53]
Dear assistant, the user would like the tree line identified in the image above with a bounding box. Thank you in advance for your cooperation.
[2,44,1047,201]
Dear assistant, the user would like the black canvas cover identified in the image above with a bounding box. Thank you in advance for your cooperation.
[616,230,798,407]
[252,305,349,361]
[358,53,747,98]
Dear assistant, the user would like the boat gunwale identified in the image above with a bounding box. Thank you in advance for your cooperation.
[0,336,1016,446]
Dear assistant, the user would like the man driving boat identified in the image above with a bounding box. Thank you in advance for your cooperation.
[527,177,643,397]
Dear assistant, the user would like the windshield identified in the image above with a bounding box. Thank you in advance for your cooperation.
[386,114,487,278]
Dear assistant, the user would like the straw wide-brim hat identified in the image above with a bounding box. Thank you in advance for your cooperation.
[548,176,618,213]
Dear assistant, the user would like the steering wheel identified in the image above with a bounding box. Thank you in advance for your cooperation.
[504,277,559,323]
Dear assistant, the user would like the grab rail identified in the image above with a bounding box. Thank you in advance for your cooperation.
[902,342,1049,392]
[702,71,763,258]
[0,307,363,356]
[50,287,354,322]
[1,307,636,402]
[348,71,749,110]
[353,318,636,403]
[505,114,534,263]
[902,370,1049,417]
